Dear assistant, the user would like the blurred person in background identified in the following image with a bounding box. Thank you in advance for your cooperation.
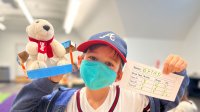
[168,89,198,112]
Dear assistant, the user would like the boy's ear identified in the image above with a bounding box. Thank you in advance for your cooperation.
[115,69,123,82]
[77,55,84,69]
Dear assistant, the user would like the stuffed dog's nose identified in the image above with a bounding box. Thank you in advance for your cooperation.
[43,25,50,31]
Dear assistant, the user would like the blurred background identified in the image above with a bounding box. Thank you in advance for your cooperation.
[0,0,200,111]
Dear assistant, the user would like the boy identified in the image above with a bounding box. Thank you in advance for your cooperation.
[11,31,189,112]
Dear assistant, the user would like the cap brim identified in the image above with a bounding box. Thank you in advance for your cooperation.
[77,40,127,63]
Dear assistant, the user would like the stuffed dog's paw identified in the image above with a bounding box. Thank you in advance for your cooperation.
[30,60,47,70]
[57,59,69,66]
[26,42,38,56]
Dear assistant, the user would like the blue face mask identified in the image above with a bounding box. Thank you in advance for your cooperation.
[80,60,117,90]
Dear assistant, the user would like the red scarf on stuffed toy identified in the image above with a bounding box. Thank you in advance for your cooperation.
[29,37,54,58]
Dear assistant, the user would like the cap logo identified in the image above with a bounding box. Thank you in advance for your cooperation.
[99,33,115,41]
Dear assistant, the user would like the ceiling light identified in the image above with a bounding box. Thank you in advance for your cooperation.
[63,0,80,34]
[16,0,33,24]
[0,23,6,31]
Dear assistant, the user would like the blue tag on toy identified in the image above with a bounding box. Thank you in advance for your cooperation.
[62,40,71,48]
[27,64,72,79]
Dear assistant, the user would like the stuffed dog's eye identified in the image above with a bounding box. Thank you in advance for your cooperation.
[36,21,39,23]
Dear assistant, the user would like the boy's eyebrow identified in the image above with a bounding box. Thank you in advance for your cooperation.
[107,55,119,65]
[88,50,118,64]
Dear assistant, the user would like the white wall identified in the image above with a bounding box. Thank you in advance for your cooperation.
[125,15,200,75]
[0,31,83,80]
[125,37,182,68]
[180,16,200,74]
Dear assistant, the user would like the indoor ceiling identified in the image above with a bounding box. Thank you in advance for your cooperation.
[116,0,200,40]
[0,0,200,40]
[0,0,67,33]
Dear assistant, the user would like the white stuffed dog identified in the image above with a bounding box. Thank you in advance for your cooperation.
[26,19,68,70]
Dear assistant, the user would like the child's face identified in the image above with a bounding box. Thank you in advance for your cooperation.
[83,45,122,77]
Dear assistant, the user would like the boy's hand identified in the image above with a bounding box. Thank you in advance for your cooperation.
[163,54,187,74]
[48,74,64,83]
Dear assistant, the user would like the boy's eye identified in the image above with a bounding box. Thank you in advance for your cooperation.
[105,62,114,67]
[88,56,97,61]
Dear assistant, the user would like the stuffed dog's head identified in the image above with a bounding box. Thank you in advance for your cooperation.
[26,19,54,41]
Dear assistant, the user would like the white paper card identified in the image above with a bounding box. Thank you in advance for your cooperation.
[119,61,184,101]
